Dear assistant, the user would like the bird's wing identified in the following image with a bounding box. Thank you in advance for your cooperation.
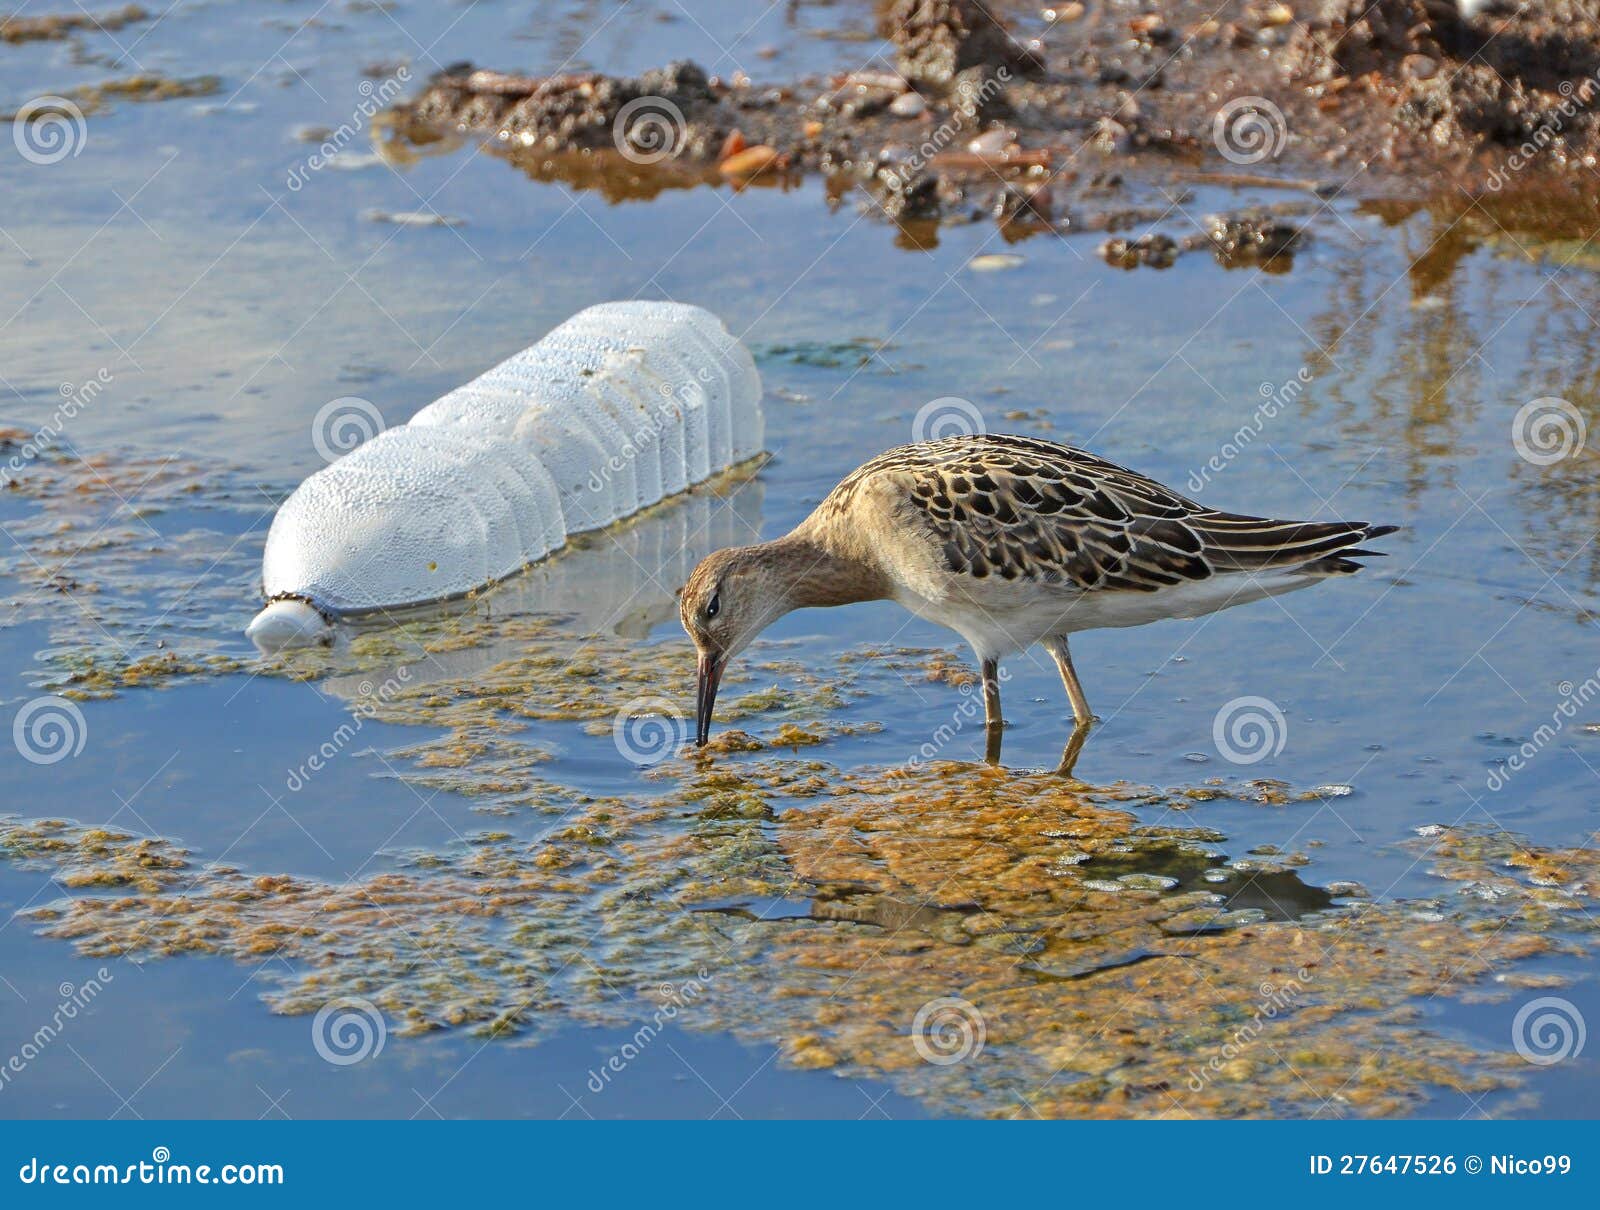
[857,435,1389,591]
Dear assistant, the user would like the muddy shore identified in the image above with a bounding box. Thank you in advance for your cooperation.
[385,1,1600,262]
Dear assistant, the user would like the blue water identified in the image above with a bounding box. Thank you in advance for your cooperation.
[3,0,1599,1118]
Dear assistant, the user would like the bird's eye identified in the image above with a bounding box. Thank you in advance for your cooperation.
[705,592,720,619]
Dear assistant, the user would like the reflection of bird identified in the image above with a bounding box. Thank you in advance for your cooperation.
[680,434,1395,763]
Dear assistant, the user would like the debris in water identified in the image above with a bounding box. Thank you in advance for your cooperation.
[1310,783,1354,797]
[967,253,1024,272]
[363,209,463,227]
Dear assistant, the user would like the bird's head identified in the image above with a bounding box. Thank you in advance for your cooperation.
[679,544,794,745]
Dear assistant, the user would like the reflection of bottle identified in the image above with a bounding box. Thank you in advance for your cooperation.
[248,302,765,650]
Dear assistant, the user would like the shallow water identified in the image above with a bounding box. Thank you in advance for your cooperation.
[3,1,1599,1119]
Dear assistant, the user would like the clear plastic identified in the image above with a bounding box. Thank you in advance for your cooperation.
[256,302,764,621]
[566,301,764,462]
[539,323,712,485]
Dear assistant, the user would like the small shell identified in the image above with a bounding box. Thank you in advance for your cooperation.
[719,145,782,177]
[967,128,1013,156]
[889,91,926,118]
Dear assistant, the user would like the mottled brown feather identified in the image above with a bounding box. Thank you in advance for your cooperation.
[819,434,1394,592]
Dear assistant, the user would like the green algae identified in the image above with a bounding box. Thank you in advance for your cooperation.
[1,447,271,692]
[0,5,147,44]
[0,73,222,124]
[3,759,1591,1118]
[60,74,222,116]
[755,339,890,369]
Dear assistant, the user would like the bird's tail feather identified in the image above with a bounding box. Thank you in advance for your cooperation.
[1196,516,1398,574]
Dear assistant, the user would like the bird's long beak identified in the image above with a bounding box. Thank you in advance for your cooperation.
[695,651,726,747]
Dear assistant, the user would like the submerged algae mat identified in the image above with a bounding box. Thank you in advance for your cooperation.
[0,442,273,695]
[4,753,1595,1118]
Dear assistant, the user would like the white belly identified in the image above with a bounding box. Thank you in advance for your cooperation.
[895,568,1323,661]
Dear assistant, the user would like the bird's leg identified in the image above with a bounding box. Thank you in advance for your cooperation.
[980,658,1003,726]
[981,657,1003,765]
[1044,636,1094,777]
[1045,635,1093,726]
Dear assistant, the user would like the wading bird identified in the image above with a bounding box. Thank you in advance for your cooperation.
[680,434,1393,768]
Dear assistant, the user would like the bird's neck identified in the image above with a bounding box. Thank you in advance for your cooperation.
[758,529,889,611]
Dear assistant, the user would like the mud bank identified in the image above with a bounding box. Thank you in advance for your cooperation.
[386,1,1600,250]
